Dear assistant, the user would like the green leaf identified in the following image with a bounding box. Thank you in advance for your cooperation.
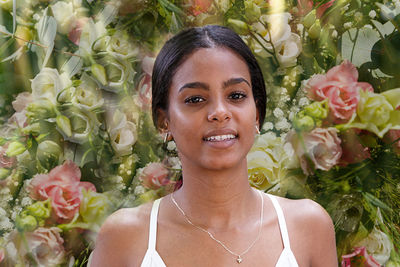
[341,27,380,67]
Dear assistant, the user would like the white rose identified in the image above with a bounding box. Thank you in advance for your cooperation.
[356,227,392,265]
[105,31,138,59]
[108,110,137,156]
[31,68,71,103]
[51,1,77,34]
[97,57,135,92]
[72,73,104,111]
[79,19,107,56]
[275,33,302,68]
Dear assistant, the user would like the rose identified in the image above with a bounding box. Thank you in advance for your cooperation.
[288,127,342,175]
[79,18,107,56]
[105,31,138,59]
[275,33,302,68]
[355,228,392,265]
[8,92,32,128]
[339,129,371,166]
[51,1,78,34]
[28,161,96,222]
[138,162,170,190]
[137,56,155,110]
[357,91,393,127]
[31,68,71,104]
[189,0,213,16]
[341,247,381,267]
[72,73,104,111]
[297,0,336,18]
[107,109,137,156]
[68,17,89,45]
[94,57,135,92]
[24,227,66,267]
[307,61,374,123]
[79,189,111,228]
[0,143,16,169]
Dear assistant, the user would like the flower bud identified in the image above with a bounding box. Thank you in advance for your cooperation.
[26,200,51,225]
[245,1,261,23]
[308,19,321,39]
[16,212,37,232]
[22,122,41,136]
[26,99,56,120]
[91,64,107,86]
[304,100,329,120]
[0,0,12,11]
[227,19,249,35]
[303,9,316,28]
[6,141,26,157]
[37,140,62,169]
[0,168,10,180]
[293,112,315,131]
[56,115,72,137]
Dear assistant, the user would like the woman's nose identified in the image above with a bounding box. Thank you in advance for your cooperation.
[207,99,231,122]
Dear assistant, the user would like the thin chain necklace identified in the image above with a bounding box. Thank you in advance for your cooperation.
[170,190,264,264]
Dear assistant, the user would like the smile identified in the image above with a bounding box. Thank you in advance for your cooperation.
[203,134,237,142]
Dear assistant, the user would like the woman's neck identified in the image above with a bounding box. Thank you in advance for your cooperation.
[172,159,260,230]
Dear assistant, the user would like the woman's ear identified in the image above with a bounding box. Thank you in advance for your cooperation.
[156,108,169,133]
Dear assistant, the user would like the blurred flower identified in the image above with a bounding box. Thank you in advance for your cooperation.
[51,1,78,34]
[31,68,71,104]
[79,189,111,230]
[0,143,16,169]
[307,61,374,123]
[138,162,170,190]
[8,92,33,128]
[297,0,336,18]
[26,200,52,226]
[288,127,342,175]
[23,227,66,267]
[105,31,138,59]
[0,248,4,263]
[383,129,400,154]
[68,17,89,45]
[355,228,392,265]
[0,0,12,11]
[28,161,96,222]
[189,0,213,16]
[137,56,155,110]
[328,194,363,233]
[341,246,381,267]
[5,141,26,157]
[107,109,137,157]
[36,140,63,169]
[72,73,104,111]
[339,129,370,166]
[15,212,37,232]
[95,57,135,92]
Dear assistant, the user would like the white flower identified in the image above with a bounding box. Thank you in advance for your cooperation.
[273,108,284,118]
[79,18,107,56]
[262,122,274,131]
[105,31,138,59]
[356,228,392,265]
[275,33,302,68]
[51,1,78,34]
[107,110,137,156]
[72,73,104,111]
[31,68,71,104]
[369,10,377,18]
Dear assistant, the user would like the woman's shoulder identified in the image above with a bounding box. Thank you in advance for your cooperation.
[90,201,154,266]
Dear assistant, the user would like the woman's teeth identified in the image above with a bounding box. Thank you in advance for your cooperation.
[204,134,236,141]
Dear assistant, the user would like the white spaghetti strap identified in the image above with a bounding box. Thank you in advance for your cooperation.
[267,194,291,249]
[148,198,162,250]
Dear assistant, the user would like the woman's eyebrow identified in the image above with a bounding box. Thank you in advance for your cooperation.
[179,82,209,92]
[223,77,250,88]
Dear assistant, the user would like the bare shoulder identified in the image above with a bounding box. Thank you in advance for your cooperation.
[271,195,338,266]
[90,202,153,267]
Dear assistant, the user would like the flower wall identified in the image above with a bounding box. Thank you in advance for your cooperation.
[0,0,399,266]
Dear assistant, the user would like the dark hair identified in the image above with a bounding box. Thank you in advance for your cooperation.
[151,25,266,128]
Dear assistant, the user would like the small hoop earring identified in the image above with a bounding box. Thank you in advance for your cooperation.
[163,132,170,143]
[255,125,260,135]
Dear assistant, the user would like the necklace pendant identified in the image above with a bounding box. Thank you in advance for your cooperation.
[236,256,243,264]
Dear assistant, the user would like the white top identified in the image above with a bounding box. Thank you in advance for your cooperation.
[140,194,299,267]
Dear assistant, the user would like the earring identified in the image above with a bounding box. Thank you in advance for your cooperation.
[163,132,170,143]
[255,125,260,135]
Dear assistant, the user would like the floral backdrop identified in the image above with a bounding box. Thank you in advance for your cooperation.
[0,0,399,266]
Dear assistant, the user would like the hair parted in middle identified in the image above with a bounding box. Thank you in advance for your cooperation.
[151,25,267,129]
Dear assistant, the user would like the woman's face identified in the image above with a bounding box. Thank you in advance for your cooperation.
[164,47,258,171]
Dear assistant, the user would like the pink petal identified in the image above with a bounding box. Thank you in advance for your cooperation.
[327,60,358,84]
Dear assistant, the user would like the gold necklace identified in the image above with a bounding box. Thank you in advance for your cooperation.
[170,190,264,264]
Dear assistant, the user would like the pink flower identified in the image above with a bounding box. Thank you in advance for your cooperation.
[297,0,336,18]
[341,247,381,267]
[8,92,33,128]
[68,17,89,45]
[307,61,373,123]
[0,143,16,168]
[137,56,155,110]
[288,127,342,175]
[189,0,212,16]
[383,129,400,154]
[139,162,170,190]
[0,248,4,263]
[24,227,66,266]
[339,129,371,166]
[28,161,96,223]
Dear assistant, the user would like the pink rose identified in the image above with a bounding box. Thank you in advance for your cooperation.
[139,162,170,190]
[307,61,373,123]
[8,92,33,128]
[297,0,336,17]
[68,17,89,45]
[339,129,371,166]
[288,127,342,175]
[189,0,212,16]
[0,143,16,168]
[341,247,381,267]
[137,56,155,110]
[24,227,66,267]
[28,161,96,222]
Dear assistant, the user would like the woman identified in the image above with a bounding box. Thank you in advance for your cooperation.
[91,25,338,267]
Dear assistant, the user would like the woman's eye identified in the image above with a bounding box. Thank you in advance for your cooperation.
[229,92,247,100]
[184,96,205,104]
